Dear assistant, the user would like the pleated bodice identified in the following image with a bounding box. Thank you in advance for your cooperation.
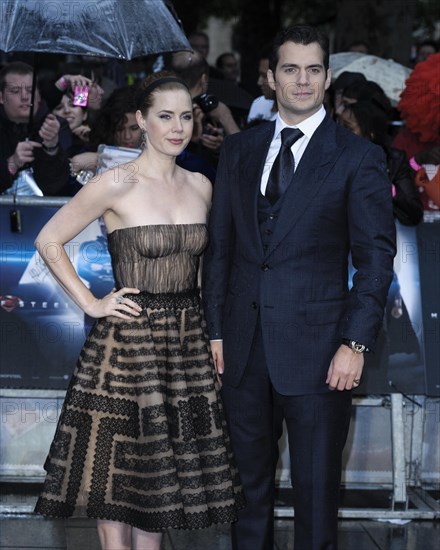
[107,223,208,293]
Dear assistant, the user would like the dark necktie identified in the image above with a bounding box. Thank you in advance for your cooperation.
[265,127,304,205]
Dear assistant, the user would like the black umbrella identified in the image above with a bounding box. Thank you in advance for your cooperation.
[0,0,191,128]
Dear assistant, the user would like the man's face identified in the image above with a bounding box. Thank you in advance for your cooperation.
[257,58,273,99]
[220,55,239,82]
[416,44,436,63]
[267,41,331,124]
[0,72,40,123]
[189,36,209,59]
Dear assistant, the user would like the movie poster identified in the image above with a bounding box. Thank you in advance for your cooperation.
[0,202,113,388]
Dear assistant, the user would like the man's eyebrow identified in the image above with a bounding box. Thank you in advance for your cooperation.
[279,63,324,69]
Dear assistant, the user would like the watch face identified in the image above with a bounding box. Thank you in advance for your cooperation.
[352,342,366,353]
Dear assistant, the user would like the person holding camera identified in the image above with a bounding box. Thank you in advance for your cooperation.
[171,50,240,166]
[0,61,70,195]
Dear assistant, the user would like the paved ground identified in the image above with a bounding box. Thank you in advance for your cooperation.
[1,486,438,549]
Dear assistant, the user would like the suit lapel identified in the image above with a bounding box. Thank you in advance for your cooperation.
[238,122,274,256]
[266,116,344,258]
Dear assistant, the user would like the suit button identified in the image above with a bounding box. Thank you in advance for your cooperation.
[261,263,270,271]
[265,229,272,235]
[251,302,258,309]
[269,215,276,220]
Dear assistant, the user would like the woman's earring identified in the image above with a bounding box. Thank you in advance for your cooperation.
[141,129,147,149]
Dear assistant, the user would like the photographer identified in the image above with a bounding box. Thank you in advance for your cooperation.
[0,62,70,195]
[170,51,240,165]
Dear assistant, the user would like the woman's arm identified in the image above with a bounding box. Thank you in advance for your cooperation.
[35,174,141,319]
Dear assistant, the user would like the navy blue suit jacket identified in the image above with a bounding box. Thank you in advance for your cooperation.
[202,115,396,395]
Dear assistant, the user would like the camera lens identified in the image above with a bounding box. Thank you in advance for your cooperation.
[195,93,219,113]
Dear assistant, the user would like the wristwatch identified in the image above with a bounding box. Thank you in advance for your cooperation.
[342,339,367,354]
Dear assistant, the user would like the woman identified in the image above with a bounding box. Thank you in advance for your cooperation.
[88,85,142,151]
[63,85,142,190]
[52,92,90,146]
[34,72,244,550]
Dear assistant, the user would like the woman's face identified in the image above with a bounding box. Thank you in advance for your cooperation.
[113,112,142,148]
[137,88,193,155]
[338,108,363,138]
[53,94,87,130]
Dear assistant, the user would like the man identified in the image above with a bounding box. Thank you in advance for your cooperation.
[203,25,396,550]
[0,62,69,195]
[247,46,277,124]
[216,52,240,83]
[171,51,240,164]
[188,31,224,79]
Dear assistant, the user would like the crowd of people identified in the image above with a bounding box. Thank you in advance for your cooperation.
[1,34,439,208]
[1,22,439,550]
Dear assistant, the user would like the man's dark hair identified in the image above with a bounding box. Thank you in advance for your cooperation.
[171,51,209,89]
[0,61,33,92]
[269,25,330,74]
[416,39,438,53]
[189,31,209,43]
[216,52,235,69]
[258,44,272,62]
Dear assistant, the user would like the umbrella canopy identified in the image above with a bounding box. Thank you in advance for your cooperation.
[330,52,412,105]
[0,0,190,59]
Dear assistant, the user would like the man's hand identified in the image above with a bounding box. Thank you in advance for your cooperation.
[209,101,240,135]
[72,124,91,141]
[70,152,98,174]
[210,340,225,375]
[200,124,224,151]
[9,140,42,172]
[39,113,60,149]
[326,344,364,391]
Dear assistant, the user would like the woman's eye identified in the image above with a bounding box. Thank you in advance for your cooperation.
[159,114,171,120]
[183,114,193,121]
[130,125,139,131]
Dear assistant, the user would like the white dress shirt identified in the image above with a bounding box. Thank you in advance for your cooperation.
[260,105,327,195]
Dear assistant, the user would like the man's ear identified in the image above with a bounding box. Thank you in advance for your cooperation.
[325,68,332,91]
[267,69,276,92]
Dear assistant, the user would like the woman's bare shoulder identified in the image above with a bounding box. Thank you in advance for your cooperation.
[184,169,212,201]
[94,161,142,195]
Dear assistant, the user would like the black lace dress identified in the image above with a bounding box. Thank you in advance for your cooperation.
[35,224,244,531]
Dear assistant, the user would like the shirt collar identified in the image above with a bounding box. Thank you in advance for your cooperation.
[274,105,326,141]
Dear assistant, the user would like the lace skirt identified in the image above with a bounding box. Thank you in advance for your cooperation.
[35,290,244,531]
